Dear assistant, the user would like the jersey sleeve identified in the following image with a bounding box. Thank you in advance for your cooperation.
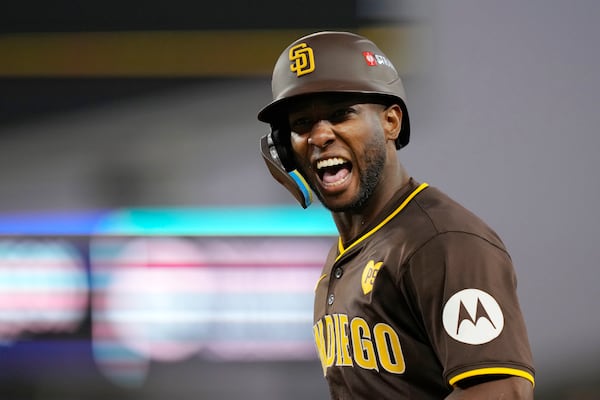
[405,231,535,387]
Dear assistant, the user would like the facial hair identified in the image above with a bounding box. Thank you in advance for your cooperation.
[309,130,387,213]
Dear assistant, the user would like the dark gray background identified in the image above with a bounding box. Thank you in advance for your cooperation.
[1,0,599,399]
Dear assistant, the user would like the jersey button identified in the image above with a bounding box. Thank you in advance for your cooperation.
[327,294,335,305]
[334,267,343,279]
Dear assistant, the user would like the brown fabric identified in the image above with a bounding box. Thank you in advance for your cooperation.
[313,179,535,399]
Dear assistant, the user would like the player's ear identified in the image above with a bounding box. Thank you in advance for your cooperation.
[382,104,402,142]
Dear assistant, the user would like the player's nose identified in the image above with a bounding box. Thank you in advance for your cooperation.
[308,120,335,148]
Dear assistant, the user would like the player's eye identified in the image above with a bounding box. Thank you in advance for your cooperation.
[290,117,313,134]
[329,107,355,123]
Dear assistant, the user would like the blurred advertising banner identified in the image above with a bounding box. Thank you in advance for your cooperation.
[0,206,336,387]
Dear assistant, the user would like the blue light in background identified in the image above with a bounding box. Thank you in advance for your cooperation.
[0,210,106,235]
[0,206,337,236]
[94,206,337,236]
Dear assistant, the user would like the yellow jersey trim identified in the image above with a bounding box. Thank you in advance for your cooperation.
[314,274,327,292]
[336,182,429,261]
[449,367,535,387]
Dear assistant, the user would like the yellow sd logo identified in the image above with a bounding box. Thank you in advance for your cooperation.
[361,260,383,295]
[289,43,315,76]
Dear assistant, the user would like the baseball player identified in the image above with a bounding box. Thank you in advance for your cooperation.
[258,31,535,399]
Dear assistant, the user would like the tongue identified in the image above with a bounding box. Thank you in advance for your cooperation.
[322,167,350,184]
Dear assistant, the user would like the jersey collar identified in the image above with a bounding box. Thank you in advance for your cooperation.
[335,181,429,262]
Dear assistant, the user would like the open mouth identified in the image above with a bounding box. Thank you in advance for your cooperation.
[316,157,352,187]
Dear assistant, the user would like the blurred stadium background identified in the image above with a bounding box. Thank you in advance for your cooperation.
[1,1,599,399]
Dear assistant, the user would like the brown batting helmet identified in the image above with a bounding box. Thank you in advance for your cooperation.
[258,31,410,149]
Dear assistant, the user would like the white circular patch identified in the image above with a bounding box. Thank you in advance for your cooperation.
[442,288,504,345]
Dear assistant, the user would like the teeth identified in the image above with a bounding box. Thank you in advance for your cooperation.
[317,158,347,170]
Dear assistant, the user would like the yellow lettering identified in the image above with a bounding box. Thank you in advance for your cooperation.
[373,323,406,374]
[313,315,406,376]
[336,314,353,366]
[324,315,336,369]
[312,320,328,376]
[350,317,378,371]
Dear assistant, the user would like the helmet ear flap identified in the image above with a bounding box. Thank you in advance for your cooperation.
[260,125,313,208]
[270,125,297,171]
[395,102,410,149]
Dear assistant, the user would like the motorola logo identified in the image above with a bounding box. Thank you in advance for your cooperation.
[442,288,504,345]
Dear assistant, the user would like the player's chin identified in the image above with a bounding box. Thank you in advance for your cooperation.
[317,182,361,211]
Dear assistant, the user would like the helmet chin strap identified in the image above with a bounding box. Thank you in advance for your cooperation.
[260,133,313,208]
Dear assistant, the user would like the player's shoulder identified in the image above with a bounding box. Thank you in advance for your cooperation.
[409,184,505,249]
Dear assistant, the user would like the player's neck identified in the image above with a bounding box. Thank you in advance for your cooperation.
[333,163,409,244]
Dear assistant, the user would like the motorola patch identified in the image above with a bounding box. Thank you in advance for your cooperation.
[442,288,504,345]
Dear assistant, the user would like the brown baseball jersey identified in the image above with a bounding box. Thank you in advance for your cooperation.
[313,179,535,399]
